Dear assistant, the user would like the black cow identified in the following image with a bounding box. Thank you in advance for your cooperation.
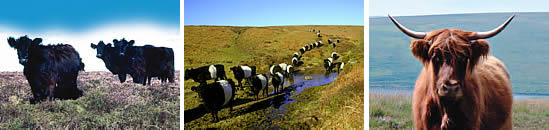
[113,39,147,84]
[230,65,256,88]
[333,41,337,48]
[304,44,310,51]
[286,65,294,78]
[292,52,303,61]
[117,39,176,85]
[331,52,340,60]
[317,32,321,37]
[247,74,269,100]
[293,52,299,58]
[328,39,332,44]
[270,64,284,77]
[185,64,227,85]
[292,57,304,66]
[272,72,284,94]
[278,63,289,76]
[8,36,84,103]
[316,41,323,47]
[309,43,314,49]
[336,38,340,43]
[299,47,306,54]
[323,58,335,72]
[91,41,130,83]
[323,58,343,73]
[191,79,236,122]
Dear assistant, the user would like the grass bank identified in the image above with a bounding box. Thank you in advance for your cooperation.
[369,93,549,129]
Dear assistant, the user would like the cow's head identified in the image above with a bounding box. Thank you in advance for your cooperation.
[230,66,240,74]
[121,39,135,56]
[7,36,42,65]
[184,68,193,80]
[113,38,134,56]
[389,15,514,100]
[91,41,112,58]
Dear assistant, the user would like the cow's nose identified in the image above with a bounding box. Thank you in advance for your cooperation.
[442,80,460,94]
[19,59,28,64]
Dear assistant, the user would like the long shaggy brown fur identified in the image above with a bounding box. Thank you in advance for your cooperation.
[411,29,513,130]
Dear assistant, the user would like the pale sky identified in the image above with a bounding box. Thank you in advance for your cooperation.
[0,23,180,71]
[370,0,549,16]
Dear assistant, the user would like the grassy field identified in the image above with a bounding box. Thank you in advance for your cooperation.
[0,71,180,129]
[369,93,549,129]
[184,25,364,128]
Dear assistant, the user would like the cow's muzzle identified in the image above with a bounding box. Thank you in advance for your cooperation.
[438,80,462,98]
[19,59,28,64]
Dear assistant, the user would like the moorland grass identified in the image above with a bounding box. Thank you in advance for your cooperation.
[0,71,180,129]
[369,93,549,129]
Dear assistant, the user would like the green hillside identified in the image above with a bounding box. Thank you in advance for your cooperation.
[370,12,549,94]
[184,25,364,128]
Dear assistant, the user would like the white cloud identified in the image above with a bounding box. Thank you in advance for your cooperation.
[0,23,180,72]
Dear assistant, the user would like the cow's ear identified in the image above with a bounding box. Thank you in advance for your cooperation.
[7,37,16,48]
[107,43,112,47]
[410,39,431,63]
[470,40,490,67]
[113,39,119,43]
[129,40,135,46]
[91,43,97,49]
[32,38,42,46]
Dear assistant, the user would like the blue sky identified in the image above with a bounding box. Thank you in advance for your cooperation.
[371,0,549,16]
[184,0,364,26]
[0,0,179,32]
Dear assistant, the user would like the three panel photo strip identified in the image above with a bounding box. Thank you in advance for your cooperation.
[0,0,547,129]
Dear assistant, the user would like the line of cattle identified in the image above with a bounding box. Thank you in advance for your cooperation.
[7,35,175,104]
[185,29,346,122]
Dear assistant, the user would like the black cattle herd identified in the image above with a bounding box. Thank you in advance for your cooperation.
[6,35,175,104]
[186,28,346,122]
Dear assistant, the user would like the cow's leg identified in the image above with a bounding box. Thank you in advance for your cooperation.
[265,87,268,97]
[141,75,147,85]
[147,76,152,86]
[118,73,127,83]
[47,79,55,101]
[27,78,42,104]
[168,73,175,83]
[237,79,242,89]
[229,99,234,112]
[213,111,219,122]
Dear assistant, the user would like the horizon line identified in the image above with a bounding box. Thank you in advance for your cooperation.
[369,11,547,18]
[183,24,364,27]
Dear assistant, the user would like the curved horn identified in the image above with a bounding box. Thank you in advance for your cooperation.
[388,14,426,39]
[473,15,515,40]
